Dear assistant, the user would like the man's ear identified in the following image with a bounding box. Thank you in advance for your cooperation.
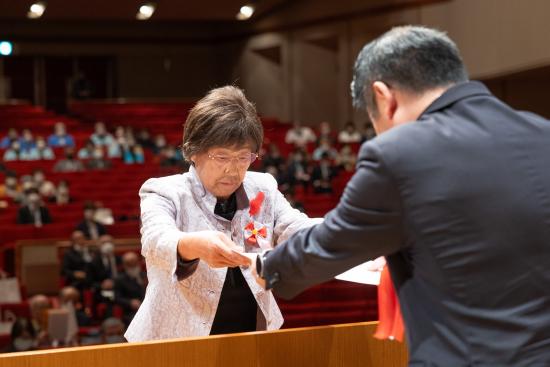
[372,81,397,120]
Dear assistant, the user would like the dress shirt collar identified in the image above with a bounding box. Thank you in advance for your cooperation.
[420,81,492,118]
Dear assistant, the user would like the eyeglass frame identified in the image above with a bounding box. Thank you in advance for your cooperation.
[207,152,260,168]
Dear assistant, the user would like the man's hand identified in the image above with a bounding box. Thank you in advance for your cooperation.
[250,254,267,289]
[178,231,252,268]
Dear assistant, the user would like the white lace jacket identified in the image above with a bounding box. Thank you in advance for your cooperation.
[125,166,321,342]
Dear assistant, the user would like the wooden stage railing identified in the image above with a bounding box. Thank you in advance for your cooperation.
[0,321,408,367]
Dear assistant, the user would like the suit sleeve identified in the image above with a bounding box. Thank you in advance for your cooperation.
[263,141,405,299]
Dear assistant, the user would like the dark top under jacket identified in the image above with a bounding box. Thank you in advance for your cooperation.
[176,192,257,335]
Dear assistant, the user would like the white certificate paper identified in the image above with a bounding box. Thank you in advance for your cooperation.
[335,261,382,285]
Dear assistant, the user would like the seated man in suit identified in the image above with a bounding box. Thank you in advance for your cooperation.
[75,202,107,240]
[114,252,146,326]
[16,188,52,227]
[61,230,92,291]
[89,235,120,318]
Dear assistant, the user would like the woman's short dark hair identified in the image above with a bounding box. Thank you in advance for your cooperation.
[182,86,263,161]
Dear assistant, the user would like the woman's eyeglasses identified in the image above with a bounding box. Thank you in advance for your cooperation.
[207,153,259,168]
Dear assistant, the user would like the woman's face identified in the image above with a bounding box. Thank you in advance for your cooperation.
[192,145,254,199]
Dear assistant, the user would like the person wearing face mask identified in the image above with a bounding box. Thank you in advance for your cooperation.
[3,140,22,161]
[114,252,146,326]
[85,146,112,170]
[24,136,56,161]
[16,188,52,227]
[32,169,56,201]
[54,148,84,172]
[89,235,120,316]
[124,86,322,343]
[75,202,107,240]
[61,230,93,291]
[3,318,38,353]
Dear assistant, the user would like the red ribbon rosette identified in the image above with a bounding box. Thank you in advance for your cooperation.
[244,192,266,247]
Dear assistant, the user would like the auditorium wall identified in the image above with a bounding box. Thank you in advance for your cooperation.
[2,0,550,120]
[228,0,550,126]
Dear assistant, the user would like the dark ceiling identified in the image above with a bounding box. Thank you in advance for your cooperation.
[0,0,292,21]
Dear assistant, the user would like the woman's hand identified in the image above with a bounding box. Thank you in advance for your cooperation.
[178,231,251,268]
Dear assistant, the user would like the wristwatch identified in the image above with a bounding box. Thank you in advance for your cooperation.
[256,250,271,279]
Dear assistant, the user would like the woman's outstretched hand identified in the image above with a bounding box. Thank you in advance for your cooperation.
[178,231,252,268]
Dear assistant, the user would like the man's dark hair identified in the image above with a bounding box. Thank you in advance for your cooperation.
[351,25,468,115]
[182,86,263,162]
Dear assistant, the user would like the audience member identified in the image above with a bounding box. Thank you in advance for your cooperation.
[337,121,362,143]
[3,318,37,353]
[17,188,52,226]
[89,235,119,314]
[286,149,311,190]
[32,169,56,201]
[0,174,23,202]
[261,143,285,172]
[19,129,36,152]
[115,252,146,326]
[311,153,338,193]
[85,147,112,170]
[285,121,316,147]
[54,180,71,205]
[25,136,55,160]
[77,140,96,159]
[360,122,376,142]
[75,202,108,240]
[61,230,92,290]
[47,122,75,148]
[312,137,339,161]
[0,128,19,149]
[59,286,92,327]
[54,148,85,172]
[90,122,115,148]
[3,141,22,161]
[136,128,155,150]
[28,294,51,348]
[317,121,336,144]
[151,134,167,155]
[336,144,357,172]
[101,318,126,344]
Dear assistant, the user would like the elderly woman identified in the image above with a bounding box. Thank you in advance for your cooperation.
[125,86,320,342]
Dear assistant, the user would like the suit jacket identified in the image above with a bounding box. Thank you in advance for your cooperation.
[61,247,91,288]
[75,220,107,239]
[16,205,52,225]
[114,271,147,313]
[263,81,550,366]
[124,166,321,342]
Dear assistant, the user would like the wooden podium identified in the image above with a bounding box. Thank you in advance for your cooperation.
[0,322,408,367]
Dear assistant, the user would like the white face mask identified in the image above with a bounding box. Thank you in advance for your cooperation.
[14,337,35,351]
[101,243,114,255]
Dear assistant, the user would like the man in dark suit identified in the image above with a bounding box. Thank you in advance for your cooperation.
[254,26,550,366]
[16,188,52,226]
[75,202,107,240]
[115,252,146,325]
[61,230,92,290]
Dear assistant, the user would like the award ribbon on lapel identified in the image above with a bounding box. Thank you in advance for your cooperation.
[244,192,266,246]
